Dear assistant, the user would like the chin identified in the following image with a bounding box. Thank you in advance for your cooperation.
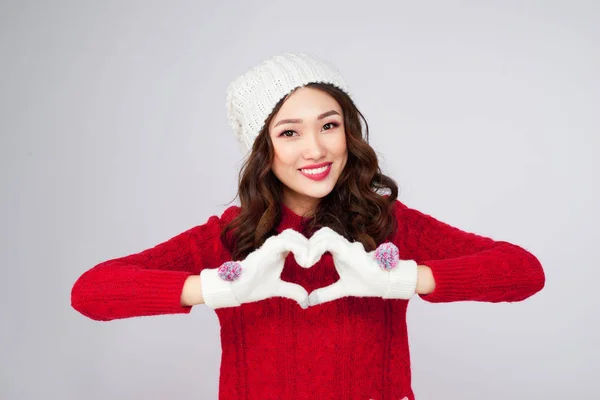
[295,185,336,200]
[302,191,332,200]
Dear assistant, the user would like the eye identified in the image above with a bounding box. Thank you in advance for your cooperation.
[322,122,340,131]
[279,130,296,137]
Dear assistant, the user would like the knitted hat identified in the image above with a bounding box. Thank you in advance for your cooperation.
[226,52,350,154]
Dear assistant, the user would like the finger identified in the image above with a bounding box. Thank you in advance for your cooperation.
[277,229,313,267]
[308,232,349,260]
[306,229,347,266]
[305,237,333,267]
[274,281,310,309]
[275,229,308,250]
[307,281,347,306]
[309,226,343,242]
[262,230,308,262]
[278,229,309,243]
[309,226,353,251]
[310,226,337,237]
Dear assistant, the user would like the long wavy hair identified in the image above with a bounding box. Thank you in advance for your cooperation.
[221,82,400,260]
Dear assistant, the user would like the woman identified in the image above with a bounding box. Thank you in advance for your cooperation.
[71,52,545,399]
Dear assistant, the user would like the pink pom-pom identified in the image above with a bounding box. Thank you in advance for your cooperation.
[218,261,242,281]
[374,242,399,271]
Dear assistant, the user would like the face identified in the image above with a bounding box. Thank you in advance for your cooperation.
[268,86,348,216]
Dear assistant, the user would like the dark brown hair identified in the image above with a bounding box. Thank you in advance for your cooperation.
[221,82,399,260]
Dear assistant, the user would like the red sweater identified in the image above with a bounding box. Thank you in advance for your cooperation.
[71,200,545,400]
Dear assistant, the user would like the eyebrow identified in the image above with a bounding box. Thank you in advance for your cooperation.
[273,110,341,127]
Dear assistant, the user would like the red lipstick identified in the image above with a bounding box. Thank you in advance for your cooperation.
[299,163,332,181]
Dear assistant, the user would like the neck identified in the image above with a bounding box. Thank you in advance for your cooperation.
[282,192,319,217]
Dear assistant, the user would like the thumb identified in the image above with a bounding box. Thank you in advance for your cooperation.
[307,281,346,307]
[274,281,310,309]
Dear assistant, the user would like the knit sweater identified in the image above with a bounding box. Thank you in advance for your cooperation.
[71,200,545,400]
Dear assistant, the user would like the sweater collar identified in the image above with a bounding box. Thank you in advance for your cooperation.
[275,202,313,234]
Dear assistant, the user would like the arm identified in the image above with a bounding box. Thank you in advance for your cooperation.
[71,213,229,321]
[393,201,545,303]
[180,275,205,307]
[416,265,436,295]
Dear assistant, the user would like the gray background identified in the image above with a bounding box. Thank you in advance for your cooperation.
[1,1,598,399]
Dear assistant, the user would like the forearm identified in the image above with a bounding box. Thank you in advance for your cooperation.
[71,264,194,321]
[180,275,205,306]
[420,242,545,302]
[394,201,545,303]
[416,265,435,295]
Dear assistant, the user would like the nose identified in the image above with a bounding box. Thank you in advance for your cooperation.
[302,130,326,160]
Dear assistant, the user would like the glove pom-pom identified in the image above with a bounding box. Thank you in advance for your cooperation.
[217,261,242,281]
[374,243,399,271]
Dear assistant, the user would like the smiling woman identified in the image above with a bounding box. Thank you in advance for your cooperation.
[224,61,402,263]
[269,88,348,217]
[71,52,545,400]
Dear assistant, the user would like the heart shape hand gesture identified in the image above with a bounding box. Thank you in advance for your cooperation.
[201,227,418,310]
[302,227,418,306]
[201,229,311,309]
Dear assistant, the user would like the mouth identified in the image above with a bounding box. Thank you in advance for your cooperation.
[298,163,332,181]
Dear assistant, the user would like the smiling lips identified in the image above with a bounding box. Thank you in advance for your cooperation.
[299,163,332,181]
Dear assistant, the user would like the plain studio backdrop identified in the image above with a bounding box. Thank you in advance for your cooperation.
[1,1,598,399]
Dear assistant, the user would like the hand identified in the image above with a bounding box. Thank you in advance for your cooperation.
[304,227,418,306]
[201,229,310,309]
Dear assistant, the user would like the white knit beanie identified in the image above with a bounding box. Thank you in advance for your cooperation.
[226,52,350,154]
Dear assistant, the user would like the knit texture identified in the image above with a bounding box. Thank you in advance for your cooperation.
[217,261,242,281]
[374,242,400,271]
[226,52,350,154]
[201,229,312,309]
[71,200,545,399]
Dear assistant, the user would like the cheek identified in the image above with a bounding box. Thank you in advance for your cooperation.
[272,144,297,167]
[331,132,348,155]
[271,147,295,177]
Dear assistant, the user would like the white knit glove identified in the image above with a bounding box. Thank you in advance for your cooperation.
[200,229,310,309]
[304,227,418,306]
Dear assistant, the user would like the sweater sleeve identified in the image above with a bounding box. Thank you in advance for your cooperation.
[71,207,238,321]
[392,201,545,303]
